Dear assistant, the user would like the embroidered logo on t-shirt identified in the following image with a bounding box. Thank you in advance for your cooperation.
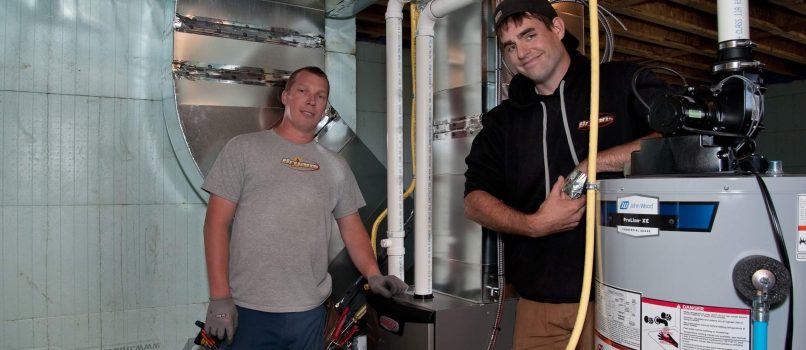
[281,156,320,171]
[577,113,615,130]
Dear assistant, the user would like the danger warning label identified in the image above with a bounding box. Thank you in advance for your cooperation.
[641,298,750,350]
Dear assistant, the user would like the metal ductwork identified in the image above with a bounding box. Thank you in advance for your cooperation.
[162,0,389,290]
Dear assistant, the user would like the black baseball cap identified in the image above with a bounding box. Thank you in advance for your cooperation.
[494,0,558,28]
[493,0,579,50]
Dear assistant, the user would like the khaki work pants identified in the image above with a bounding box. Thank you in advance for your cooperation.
[513,299,595,350]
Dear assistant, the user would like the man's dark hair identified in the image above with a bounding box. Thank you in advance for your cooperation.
[495,12,580,52]
[495,12,554,42]
[284,66,330,93]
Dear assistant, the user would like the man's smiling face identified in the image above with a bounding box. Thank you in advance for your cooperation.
[280,70,330,135]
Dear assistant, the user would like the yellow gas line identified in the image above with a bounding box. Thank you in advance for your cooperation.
[567,0,600,348]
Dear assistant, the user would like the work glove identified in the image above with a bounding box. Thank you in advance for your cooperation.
[368,275,408,298]
[205,296,238,345]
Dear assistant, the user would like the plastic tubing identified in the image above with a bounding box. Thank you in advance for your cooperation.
[566,0,600,348]
[753,320,768,350]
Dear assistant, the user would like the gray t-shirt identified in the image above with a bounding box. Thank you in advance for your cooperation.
[202,130,365,312]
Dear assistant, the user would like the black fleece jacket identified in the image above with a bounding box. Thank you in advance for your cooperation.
[464,50,667,303]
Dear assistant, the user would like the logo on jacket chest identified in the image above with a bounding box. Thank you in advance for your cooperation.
[281,156,320,171]
[577,113,616,130]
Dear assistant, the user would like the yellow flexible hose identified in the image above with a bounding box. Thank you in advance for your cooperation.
[566,0,599,348]
[370,2,419,256]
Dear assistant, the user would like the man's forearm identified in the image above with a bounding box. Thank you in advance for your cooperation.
[337,213,382,278]
[464,190,535,237]
[203,194,237,299]
[204,224,232,298]
[595,142,639,172]
[351,247,382,279]
[584,132,660,173]
[346,233,382,279]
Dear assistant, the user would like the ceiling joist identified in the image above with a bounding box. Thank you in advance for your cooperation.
[354,0,806,83]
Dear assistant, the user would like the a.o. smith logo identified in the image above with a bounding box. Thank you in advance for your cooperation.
[282,156,320,171]
[577,113,615,130]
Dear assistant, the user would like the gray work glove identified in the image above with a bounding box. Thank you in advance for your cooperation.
[368,275,408,298]
[205,297,238,345]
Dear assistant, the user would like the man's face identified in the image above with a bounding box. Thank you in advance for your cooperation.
[280,70,329,135]
[499,16,566,84]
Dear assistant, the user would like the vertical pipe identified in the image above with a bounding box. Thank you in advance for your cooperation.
[414,10,435,298]
[385,0,407,280]
[717,0,749,42]
[753,320,768,350]
[413,0,474,299]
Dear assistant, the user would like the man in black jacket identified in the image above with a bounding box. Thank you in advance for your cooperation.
[464,0,666,349]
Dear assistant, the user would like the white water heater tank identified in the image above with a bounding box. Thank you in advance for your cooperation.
[595,175,804,349]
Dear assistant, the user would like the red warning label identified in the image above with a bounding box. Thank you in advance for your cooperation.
[642,298,749,350]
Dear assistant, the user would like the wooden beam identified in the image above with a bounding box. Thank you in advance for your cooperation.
[353,1,805,82]
[599,0,806,64]
[608,16,710,56]
[609,0,654,6]
[768,0,806,17]
[604,37,713,72]
[585,16,800,78]
[668,0,806,48]
[611,53,709,85]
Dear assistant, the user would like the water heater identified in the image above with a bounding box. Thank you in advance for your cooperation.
[595,175,804,349]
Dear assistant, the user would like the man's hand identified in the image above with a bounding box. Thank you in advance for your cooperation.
[205,297,238,344]
[525,176,586,236]
[367,275,408,298]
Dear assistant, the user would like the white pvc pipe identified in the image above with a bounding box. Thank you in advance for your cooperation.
[413,0,473,298]
[717,0,749,42]
[427,0,473,19]
[385,0,407,280]
[414,17,435,299]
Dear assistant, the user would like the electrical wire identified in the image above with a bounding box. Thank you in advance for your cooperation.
[550,0,625,62]
[750,171,794,349]
[631,66,687,114]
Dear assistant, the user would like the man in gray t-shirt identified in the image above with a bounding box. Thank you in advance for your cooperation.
[201,66,407,349]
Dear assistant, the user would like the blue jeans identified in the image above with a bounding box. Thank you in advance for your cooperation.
[225,304,326,350]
